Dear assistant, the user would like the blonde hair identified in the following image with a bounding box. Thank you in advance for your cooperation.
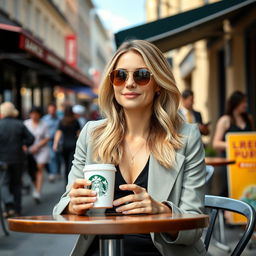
[0,102,19,118]
[92,40,183,168]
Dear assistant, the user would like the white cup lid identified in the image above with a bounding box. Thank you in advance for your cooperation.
[83,164,116,172]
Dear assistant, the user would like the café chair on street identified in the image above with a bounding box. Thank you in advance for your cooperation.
[205,164,232,252]
[204,195,256,256]
[0,161,9,236]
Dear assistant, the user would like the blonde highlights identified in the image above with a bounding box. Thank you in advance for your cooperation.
[92,40,183,168]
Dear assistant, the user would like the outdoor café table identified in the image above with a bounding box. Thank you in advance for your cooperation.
[8,213,209,256]
[205,157,235,166]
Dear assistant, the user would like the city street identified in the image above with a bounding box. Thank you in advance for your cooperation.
[0,174,78,256]
[0,173,255,256]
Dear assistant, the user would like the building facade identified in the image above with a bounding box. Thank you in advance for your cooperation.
[90,9,113,89]
[146,0,256,143]
[0,0,112,117]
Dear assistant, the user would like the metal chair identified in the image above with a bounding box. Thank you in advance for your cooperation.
[0,161,9,235]
[204,195,256,256]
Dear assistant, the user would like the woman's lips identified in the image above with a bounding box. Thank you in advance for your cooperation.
[122,93,140,99]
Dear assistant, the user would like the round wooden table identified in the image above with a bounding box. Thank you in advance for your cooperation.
[8,213,209,256]
[205,157,235,166]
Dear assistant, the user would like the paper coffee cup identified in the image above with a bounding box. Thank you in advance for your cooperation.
[83,164,116,208]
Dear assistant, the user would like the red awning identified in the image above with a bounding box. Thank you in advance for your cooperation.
[0,23,93,87]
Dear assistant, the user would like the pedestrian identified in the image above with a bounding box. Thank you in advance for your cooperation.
[53,40,206,256]
[89,103,101,120]
[0,102,34,216]
[72,104,87,127]
[213,91,254,196]
[42,103,61,182]
[53,105,80,183]
[180,89,210,135]
[24,106,50,203]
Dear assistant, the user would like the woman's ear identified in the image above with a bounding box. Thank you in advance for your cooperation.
[155,86,161,94]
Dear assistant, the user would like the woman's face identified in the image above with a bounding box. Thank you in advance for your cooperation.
[235,98,247,114]
[112,51,159,112]
[30,111,41,121]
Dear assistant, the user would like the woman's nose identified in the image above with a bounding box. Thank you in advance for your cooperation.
[125,73,136,88]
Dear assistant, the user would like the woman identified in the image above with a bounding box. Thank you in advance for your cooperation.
[24,106,50,203]
[53,105,80,183]
[213,91,253,196]
[53,40,206,256]
[213,91,253,151]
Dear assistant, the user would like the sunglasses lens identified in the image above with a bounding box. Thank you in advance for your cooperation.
[110,69,127,86]
[133,69,151,85]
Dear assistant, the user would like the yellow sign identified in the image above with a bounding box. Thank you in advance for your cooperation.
[226,132,256,224]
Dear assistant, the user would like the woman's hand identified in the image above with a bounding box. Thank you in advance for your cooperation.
[66,179,97,215]
[53,130,62,152]
[30,145,39,154]
[113,184,172,215]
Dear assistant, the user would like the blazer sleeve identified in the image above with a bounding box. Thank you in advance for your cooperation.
[53,121,91,215]
[158,124,206,245]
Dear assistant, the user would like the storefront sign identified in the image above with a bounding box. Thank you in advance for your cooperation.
[226,132,256,224]
[19,34,91,86]
[19,35,44,59]
[65,34,77,67]
[45,53,63,70]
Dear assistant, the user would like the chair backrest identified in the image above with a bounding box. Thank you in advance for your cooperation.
[204,195,256,256]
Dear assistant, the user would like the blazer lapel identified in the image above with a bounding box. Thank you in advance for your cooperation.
[148,153,185,202]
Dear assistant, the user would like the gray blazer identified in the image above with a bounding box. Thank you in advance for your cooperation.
[53,120,206,256]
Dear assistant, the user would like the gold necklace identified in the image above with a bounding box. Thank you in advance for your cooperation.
[126,140,147,166]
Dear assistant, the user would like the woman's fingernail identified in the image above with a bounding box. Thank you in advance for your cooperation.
[91,191,97,195]
[116,208,120,212]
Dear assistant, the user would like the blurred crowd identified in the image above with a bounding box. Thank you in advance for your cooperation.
[0,89,254,218]
[180,89,254,199]
[0,101,100,217]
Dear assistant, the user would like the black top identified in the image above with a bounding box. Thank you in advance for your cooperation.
[0,117,35,163]
[220,118,253,197]
[222,119,252,157]
[58,119,80,150]
[225,121,252,134]
[86,158,162,256]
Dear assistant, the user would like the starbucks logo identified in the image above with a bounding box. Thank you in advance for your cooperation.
[89,175,108,197]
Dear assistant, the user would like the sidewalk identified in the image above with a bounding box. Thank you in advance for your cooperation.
[0,174,78,256]
[207,225,255,255]
[0,174,255,255]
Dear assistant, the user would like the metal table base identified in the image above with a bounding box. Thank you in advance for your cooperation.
[99,235,124,256]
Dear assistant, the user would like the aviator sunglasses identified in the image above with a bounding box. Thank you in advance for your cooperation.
[109,68,153,86]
